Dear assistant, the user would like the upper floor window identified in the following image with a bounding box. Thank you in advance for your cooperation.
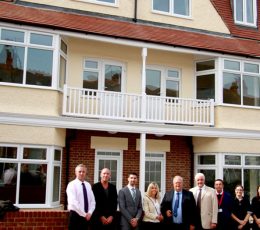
[234,0,257,27]
[59,39,67,89]
[0,145,62,207]
[153,0,191,18]
[73,0,117,7]
[146,66,180,97]
[223,59,260,107]
[0,28,56,88]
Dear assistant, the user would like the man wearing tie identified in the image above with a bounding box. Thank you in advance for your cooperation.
[214,179,233,230]
[66,164,96,230]
[118,172,143,230]
[190,173,218,230]
[161,175,196,230]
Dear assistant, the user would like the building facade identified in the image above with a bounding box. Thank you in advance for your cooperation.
[0,0,260,210]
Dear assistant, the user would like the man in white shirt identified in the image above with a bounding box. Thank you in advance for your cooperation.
[66,164,96,230]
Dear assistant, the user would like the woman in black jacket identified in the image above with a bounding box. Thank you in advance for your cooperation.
[252,185,260,229]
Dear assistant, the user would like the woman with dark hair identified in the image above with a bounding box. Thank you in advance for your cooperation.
[231,185,251,230]
[142,182,164,230]
[252,185,260,229]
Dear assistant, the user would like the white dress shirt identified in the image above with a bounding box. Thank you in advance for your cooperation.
[66,178,96,217]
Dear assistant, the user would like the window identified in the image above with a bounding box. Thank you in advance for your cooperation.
[196,60,215,100]
[0,28,56,88]
[234,0,257,27]
[146,67,180,97]
[153,0,191,17]
[59,39,67,89]
[83,59,124,92]
[223,59,260,106]
[145,153,166,195]
[94,151,122,190]
[195,153,260,200]
[73,0,117,6]
[0,145,62,207]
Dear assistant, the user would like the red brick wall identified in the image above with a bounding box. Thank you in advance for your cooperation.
[0,210,69,230]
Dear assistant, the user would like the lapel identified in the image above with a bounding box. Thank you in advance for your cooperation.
[126,186,136,203]
[201,186,207,199]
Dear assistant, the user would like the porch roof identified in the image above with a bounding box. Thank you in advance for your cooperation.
[1,2,260,58]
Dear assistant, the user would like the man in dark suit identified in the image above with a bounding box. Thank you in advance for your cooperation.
[161,175,196,230]
[118,172,143,230]
[214,179,233,230]
[92,168,118,230]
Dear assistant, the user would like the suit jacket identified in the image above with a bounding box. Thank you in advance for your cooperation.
[118,186,143,229]
[92,182,118,225]
[190,186,218,229]
[161,189,196,230]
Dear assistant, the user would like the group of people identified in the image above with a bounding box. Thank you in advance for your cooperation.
[66,164,260,230]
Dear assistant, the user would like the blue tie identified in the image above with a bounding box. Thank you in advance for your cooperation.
[173,192,180,217]
[82,183,89,213]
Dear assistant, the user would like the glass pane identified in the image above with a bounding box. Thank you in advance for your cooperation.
[60,40,67,54]
[196,74,215,100]
[198,169,215,188]
[98,159,117,186]
[30,33,53,46]
[224,60,240,71]
[83,71,98,89]
[198,155,215,165]
[153,0,170,12]
[196,60,215,71]
[224,168,242,196]
[105,64,122,92]
[168,70,179,79]
[23,148,47,160]
[0,44,24,84]
[223,72,241,104]
[243,75,260,106]
[244,63,259,73]
[145,160,162,191]
[236,0,243,22]
[146,69,161,96]
[26,48,53,86]
[0,147,17,159]
[85,60,98,69]
[174,0,189,16]
[59,56,66,88]
[97,0,115,3]
[225,155,241,165]
[54,149,61,161]
[19,163,47,204]
[0,163,17,203]
[1,29,24,42]
[246,0,254,23]
[166,80,179,97]
[244,169,260,200]
[52,166,60,202]
[245,156,260,165]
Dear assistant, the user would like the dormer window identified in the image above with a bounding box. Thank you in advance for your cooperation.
[234,0,257,27]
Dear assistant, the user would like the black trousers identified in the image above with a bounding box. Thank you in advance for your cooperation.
[68,210,90,230]
[141,221,162,230]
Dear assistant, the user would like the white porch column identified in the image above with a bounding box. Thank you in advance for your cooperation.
[141,48,147,120]
[139,132,146,194]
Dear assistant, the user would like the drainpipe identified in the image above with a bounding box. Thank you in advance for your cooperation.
[133,0,137,22]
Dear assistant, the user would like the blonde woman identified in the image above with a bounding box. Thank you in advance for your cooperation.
[142,182,164,230]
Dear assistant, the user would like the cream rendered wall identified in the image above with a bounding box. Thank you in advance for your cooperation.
[91,136,128,150]
[19,0,134,18]
[193,137,260,154]
[139,0,230,34]
[67,38,142,93]
[147,49,194,98]
[0,124,66,146]
[136,139,170,152]
[215,106,260,131]
[0,86,62,116]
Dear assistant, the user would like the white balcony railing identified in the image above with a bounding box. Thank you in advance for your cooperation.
[62,85,214,126]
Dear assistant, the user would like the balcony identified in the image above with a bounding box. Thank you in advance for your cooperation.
[62,85,214,126]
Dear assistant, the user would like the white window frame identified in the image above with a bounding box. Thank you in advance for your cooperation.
[83,58,126,92]
[0,144,62,208]
[72,0,118,7]
[58,38,68,90]
[94,150,123,191]
[234,0,257,27]
[145,152,166,195]
[146,65,181,97]
[152,0,192,19]
[0,26,59,89]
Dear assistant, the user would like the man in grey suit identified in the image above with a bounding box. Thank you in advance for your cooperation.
[118,172,143,230]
